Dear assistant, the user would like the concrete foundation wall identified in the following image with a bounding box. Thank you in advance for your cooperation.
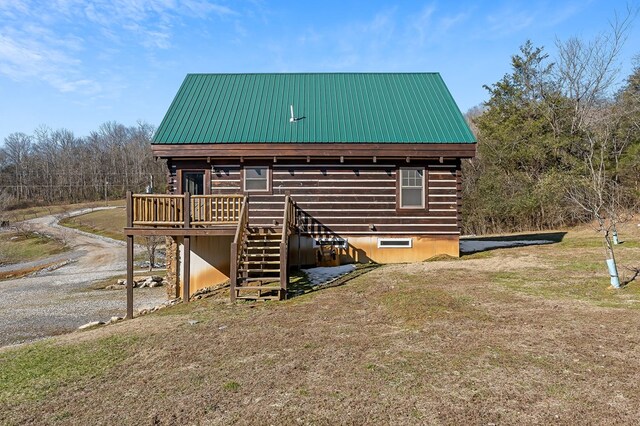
[290,234,459,266]
[176,236,233,296]
[165,233,458,298]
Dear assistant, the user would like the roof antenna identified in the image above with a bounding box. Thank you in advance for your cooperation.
[290,104,295,123]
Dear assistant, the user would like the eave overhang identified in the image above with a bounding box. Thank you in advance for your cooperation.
[151,143,477,160]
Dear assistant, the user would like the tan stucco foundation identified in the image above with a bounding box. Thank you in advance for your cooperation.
[176,236,233,296]
[171,234,459,297]
[290,234,460,265]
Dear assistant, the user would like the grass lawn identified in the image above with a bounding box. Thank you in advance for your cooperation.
[1,221,639,424]
[0,232,67,267]
[59,208,127,241]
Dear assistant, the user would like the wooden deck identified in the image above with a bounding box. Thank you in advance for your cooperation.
[124,192,247,319]
[124,192,243,236]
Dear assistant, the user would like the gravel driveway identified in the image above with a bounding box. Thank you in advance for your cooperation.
[0,208,166,347]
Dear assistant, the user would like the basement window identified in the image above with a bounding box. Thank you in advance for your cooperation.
[377,238,413,248]
[244,166,269,191]
[313,238,348,248]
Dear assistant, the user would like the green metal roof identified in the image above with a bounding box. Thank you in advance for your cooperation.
[152,73,476,144]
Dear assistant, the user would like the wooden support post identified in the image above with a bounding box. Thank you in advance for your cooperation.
[183,236,191,302]
[126,235,134,319]
[125,191,134,319]
[296,228,301,271]
[280,242,287,300]
[230,242,237,302]
[183,192,191,228]
[126,191,133,227]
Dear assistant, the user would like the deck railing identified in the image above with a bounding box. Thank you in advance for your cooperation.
[279,195,298,296]
[229,196,250,301]
[128,192,244,227]
[191,195,244,225]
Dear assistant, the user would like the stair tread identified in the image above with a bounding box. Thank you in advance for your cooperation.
[235,296,280,301]
[238,277,281,282]
[239,269,281,273]
[241,260,280,264]
[245,240,280,246]
[246,242,281,245]
[236,285,281,291]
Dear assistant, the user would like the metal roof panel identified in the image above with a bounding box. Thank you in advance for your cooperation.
[152,73,476,144]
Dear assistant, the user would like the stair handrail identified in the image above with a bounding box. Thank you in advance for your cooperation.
[279,195,297,297]
[230,195,249,301]
[232,195,249,246]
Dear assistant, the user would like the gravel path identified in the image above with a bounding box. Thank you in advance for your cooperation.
[0,209,166,347]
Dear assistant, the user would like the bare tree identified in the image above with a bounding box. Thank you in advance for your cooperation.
[556,6,639,288]
[0,189,13,227]
[568,116,638,287]
[555,6,637,134]
[2,133,32,201]
[141,235,162,272]
[0,121,166,207]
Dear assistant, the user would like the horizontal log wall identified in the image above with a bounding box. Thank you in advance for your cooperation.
[203,159,460,236]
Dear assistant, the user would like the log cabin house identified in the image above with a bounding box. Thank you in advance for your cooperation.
[124,73,476,317]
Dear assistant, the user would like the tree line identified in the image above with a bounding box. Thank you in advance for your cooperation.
[0,121,166,209]
[462,13,640,236]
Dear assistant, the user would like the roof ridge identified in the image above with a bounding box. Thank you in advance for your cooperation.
[185,72,442,76]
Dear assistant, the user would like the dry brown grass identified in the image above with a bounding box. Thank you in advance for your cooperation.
[5,200,125,223]
[59,208,126,241]
[0,260,67,280]
[1,223,640,425]
[0,232,67,270]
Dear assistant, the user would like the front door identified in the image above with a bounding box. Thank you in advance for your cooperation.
[183,172,205,195]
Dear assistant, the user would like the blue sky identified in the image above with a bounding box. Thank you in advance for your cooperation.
[1,0,639,142]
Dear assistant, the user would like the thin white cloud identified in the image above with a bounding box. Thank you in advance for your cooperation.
[483,1,588,38]
[410,3,437,46]
[486,8,535,36]
[0,34,101,94]
[408,3,470,47]
[544,1,587,27]
[0,0,240,94]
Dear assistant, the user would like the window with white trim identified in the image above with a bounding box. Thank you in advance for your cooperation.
[244,166,269,191]
[377,238,413,248]
[399,167,425,208]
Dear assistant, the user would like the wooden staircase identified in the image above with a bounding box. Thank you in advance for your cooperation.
[234,227,285,301]
[230,195,297,302]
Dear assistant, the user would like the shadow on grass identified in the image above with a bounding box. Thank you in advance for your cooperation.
[287,263,380,299]
[460,232,567,255]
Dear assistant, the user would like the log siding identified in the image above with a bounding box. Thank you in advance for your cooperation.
[170,159,460,236]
